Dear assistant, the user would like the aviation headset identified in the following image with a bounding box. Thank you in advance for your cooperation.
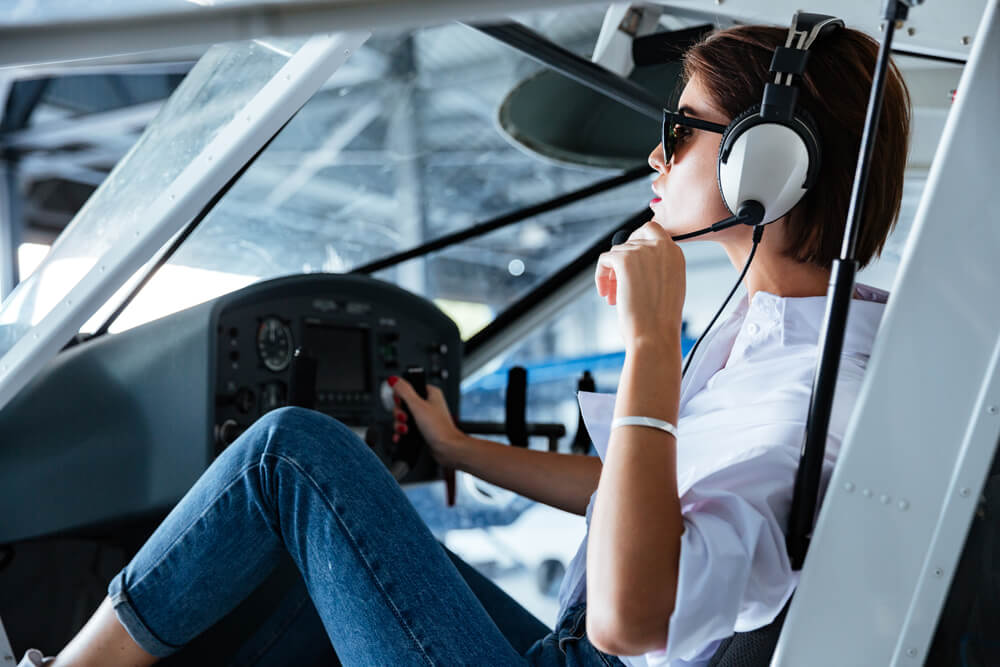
[666,11,846,376]
[717,11,845,225]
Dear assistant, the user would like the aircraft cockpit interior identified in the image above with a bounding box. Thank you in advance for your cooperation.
[0,1,998,665]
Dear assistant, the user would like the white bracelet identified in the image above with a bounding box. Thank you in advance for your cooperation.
[611,416,678,438]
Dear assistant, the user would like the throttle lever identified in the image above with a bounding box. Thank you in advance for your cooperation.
[399,367,457,507]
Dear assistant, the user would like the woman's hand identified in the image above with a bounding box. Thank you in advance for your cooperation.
[388,376,467,469]
[595,220,686,350]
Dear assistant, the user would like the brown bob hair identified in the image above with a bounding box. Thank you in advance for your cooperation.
[682,25,911,270]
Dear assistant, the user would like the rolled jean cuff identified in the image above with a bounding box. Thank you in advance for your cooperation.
[107,570,181,658]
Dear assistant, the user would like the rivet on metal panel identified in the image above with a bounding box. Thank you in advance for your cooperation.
[894,19,904,29]
[862,488,873,498]
[960,487,971,497]
[898,499,909,511]
[345,49,351,56]
[844,482,855,492]
[934,567,944,577]
[880,494,891,505]
[961,36,971,45]
[906,27,916,36]
[987,405,998,415]
[906,647,918,658]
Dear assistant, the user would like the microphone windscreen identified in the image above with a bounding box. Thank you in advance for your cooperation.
[612,229,630,246]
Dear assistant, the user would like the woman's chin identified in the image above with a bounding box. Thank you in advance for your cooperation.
[654,219,707,243]
[650,214,682,236]
[650,208,710,240]
[649,207,669,226]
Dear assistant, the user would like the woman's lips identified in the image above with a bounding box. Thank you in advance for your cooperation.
[650,197,662,205]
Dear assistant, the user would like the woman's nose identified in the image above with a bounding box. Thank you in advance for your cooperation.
[648,143,667,173]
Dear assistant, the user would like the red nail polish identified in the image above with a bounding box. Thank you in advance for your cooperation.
[396,423,407,434]
[387,376,399,387]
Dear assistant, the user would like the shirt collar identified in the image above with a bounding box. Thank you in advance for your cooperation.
[725,282,889,366]
[678,282,889,411]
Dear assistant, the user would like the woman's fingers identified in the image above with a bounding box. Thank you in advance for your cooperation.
[595,266,617,304]
[595,251,617,298]
[389,375,420,404]
[595,238,661,304]
[596,247,629,305]
[391,375,447,411]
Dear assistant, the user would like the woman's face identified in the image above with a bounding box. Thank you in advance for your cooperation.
[647,75,735,240]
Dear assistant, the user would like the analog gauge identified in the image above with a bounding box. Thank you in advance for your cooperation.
[256,317,294,372]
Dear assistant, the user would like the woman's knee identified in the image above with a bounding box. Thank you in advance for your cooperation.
[244,406,369,468]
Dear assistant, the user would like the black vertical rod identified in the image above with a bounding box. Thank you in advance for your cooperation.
[787,0,909,569]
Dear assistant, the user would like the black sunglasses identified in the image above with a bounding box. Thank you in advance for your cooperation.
[661,109,728,164]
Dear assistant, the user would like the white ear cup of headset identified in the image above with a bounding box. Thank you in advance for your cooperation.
[716,102,821,225]
[718,122,812,224]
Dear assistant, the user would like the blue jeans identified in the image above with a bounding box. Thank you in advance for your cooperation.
[107,407,625,666]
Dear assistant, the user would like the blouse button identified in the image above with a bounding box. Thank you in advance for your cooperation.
[747,322,760,336]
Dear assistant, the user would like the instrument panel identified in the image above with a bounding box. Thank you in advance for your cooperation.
[0,273,461,543]
[213,274,461,481]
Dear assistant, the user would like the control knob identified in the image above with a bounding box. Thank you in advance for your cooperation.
[216,419,244,446]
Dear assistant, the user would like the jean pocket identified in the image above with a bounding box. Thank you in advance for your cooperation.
[556,606,588,655]
[557,609,623,667]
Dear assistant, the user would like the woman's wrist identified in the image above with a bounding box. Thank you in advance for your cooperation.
[617,332,682,425]
[627,331,682,357]
[439,430,476,470]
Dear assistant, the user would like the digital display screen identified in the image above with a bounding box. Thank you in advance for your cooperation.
[302,323,370,393]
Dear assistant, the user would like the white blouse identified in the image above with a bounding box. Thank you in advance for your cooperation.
[556,284,889,666]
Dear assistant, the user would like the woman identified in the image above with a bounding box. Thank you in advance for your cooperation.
[22,19,910,667]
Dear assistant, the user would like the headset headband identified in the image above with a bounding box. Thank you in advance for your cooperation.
[762,12,844,120]
[785,12,845,54]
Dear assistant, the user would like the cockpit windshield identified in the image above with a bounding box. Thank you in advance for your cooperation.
[0,35,310,354]
[0,10,661,356]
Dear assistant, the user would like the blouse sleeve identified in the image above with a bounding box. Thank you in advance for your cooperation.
[651,446,803,664]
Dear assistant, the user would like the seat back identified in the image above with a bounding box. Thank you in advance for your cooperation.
[707,600,789,667]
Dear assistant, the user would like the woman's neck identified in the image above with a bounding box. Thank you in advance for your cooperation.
[719,234,831,301]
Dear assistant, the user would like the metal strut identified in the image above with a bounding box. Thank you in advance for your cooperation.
[786,0,913,570]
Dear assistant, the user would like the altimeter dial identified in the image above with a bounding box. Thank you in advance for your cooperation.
[256,317,293,372]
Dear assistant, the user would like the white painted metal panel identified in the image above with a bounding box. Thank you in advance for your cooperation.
[0,0,595,69]
[774,1,1000,663]
[657,0,985,61]
[0,0,986,70]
